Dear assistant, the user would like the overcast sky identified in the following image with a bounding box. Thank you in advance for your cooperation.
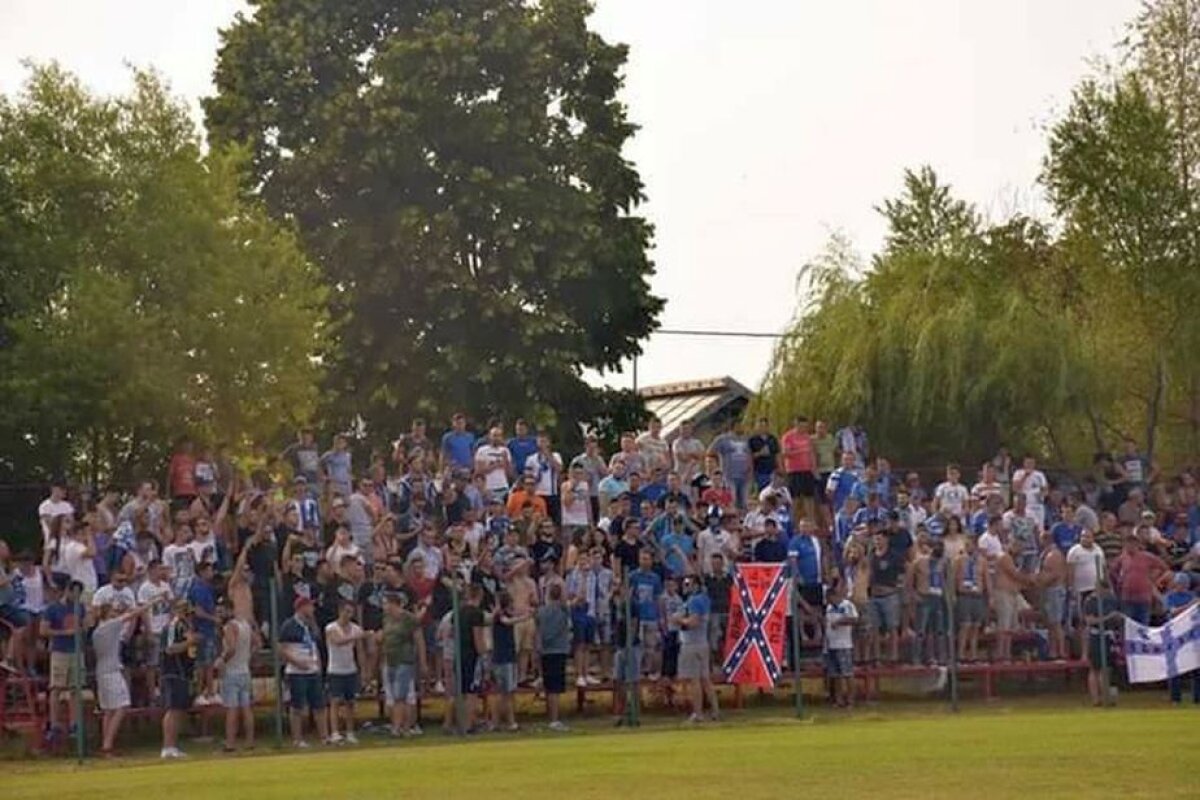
[1,0,1141,392]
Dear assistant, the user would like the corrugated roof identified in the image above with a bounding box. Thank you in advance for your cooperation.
[638,376,754,439]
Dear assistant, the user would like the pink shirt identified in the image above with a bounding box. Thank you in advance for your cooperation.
[1113,551,1167,604]
[780,429,814,473]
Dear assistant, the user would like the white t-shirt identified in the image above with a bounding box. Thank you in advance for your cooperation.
[697,529,734,575]
[672,437,706,482]
[525,452,562,496]
[162,543,196,587]
[934,482,970,518]
[325,621,362,675]
[561,479,591,527]
[825,599,858,650]
[978,532,1004,561]
[188,535,218,568]
[636,433,670,473]
[1065,544,1103,594]
[38,498,74,542]
[137,580,174,634]
[61,539,97,593]
[1013,469,1048,517]
[475,445,512,492]
[91,583,135,611]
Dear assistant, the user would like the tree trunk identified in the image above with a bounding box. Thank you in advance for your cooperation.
[1087,408,1106,454]
[1146,357,1166,465]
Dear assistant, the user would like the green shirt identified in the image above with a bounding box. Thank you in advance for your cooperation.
[381,615,419,666]
[813,434,837,473]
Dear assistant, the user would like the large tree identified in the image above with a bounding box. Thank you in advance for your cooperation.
[0,65,328,484]
[204,0,662,445]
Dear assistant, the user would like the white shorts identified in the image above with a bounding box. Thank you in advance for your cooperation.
[97,671,131,711]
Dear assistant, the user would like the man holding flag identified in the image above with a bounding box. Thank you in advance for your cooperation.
[1123,573,1199,704]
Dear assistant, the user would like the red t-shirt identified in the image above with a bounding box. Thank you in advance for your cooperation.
[1113,551,1167,603]
[169,453,197,498]
[780,429,814,473]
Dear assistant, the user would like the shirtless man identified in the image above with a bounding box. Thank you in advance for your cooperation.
[507,562,539,685]
[952,535,989,662]
[1036,531,1068,660]
[993,538,1033,663]
[910,537,947,665]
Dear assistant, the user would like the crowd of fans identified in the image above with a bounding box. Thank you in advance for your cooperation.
[1,414,1198,758]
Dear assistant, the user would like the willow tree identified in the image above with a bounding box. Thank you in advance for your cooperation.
[756,168,1096,468]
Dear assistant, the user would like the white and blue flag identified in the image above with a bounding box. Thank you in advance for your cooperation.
[1124,604,1200,683]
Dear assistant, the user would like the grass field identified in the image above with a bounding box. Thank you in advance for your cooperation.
[4,699,1195,799]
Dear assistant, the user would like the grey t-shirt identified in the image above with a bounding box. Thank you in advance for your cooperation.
[536,603,572,655]
[93,618,124,675]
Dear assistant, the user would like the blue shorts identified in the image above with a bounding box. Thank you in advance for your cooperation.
[572,612,595,646]
[194,632,218,667]
[614,646,642,683]
[287,673,326,711]
[0,604,30,628]
[327,672,359,702]
[825,649,854,678]
[384,664,417,705]
[869,593,901,632]
[221,672,253,708]
[492,662,518,694]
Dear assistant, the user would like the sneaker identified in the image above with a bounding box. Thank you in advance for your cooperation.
[344,732,359,745]
[293,739,311,749]
[505,723,520,732]
[407,725,424,737]
[547,720,569,732]
[648,673,660,681]
[193,695,210,708]
[585,676,602,686]
[160,747,186,759]
[433,680,446,695]
[532,677,543,689]
[686,713,704,724]
[575,676,588,688]
[327,732,344,745]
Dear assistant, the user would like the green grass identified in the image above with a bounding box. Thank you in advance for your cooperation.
[4,700,1195,799]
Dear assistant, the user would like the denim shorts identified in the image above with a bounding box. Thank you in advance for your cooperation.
[868,593,901,632]
[221,671,253,708]
[286,673,326,711]
[1042,586,1067,626]
[195,633,218,667]
[327,672,359,702]
[916,594,946,636]
[492,662,518,694]
[384,664,417,705]
[824,648,854,678]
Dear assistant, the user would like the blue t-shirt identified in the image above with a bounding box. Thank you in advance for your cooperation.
[1050,522,1081,553]
[507,436,539,475]
[680,592,710,647]
[628,569,663,621]
[322,450,352,488]
[827,468,860,512]
[787,535,822,586]
[441,430,475,470]
[659,531,694,577]
[188,580,216,637]
[641,482,668,506]
[45,601,84,653]
[710,434,752,480]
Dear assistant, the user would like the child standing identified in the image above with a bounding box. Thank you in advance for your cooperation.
[824,581,858,708]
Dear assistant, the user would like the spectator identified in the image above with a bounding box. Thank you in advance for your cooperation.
[636,416,671,476]
[326,599,366,743]
[1083,580,1120,707]
[824,580,858,708]
[93,599,143,757]
[1110,534,1169,624]
[42,580,86,733]
[952,534,988,662]
[441,412,475,473]
[676,574,718,723]
[1162,573,1198,705]
[217,603,256,752]
[628,550,663,679]
[525,433,564,525]
[866,530,903,664]
[672,419,706,494]
[537,583,572,731]
[159,598,195,759]
[278,595,328,748]
[1037,530,1068,661]
[708,420,753,510]
[381,592,424,737]
[748,417,781,492]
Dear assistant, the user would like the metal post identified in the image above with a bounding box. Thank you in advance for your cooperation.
[451,584,465,735]
[946,590,959,713]
[624,589,639,727]
[791,585,804,717]
[632,354,639,394]
[72,601,85,763]
[268,578,283,748]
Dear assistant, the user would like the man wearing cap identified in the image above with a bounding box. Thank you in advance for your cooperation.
[277,595,329,747]
[160,597,195,759]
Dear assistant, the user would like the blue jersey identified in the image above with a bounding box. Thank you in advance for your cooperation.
[787,535,823,586]
[1050,522,1081,553]
[680,592,710,647]
[441,430,475,470]
[827,468,860,512]
[507,436,539,475]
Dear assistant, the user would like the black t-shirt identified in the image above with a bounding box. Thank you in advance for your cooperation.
[754,537,787,563]
[530,538,563,574]
[748,434,780,476]
[443,494,469,526]
[246,538,279,590]
[470,567,500,612]
[358,581,386,630]
[493,616,516,664]
[870,549,904,592]
[614,539,642,573]
[275,524,300,555]
[458,605,486,662]
[705,574,733,614]
[316,579,341,630]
